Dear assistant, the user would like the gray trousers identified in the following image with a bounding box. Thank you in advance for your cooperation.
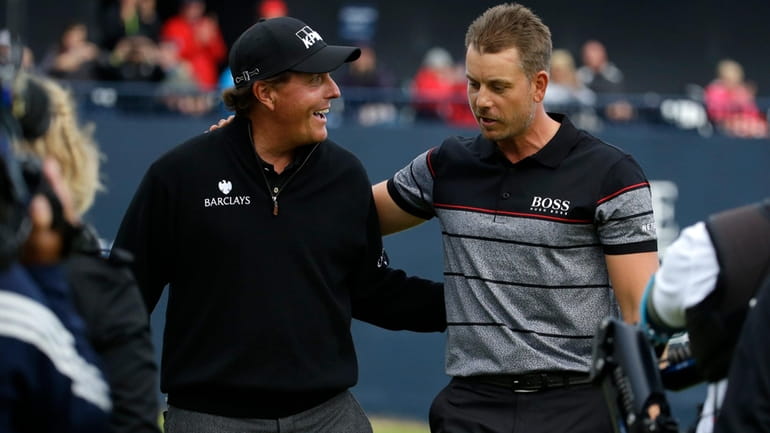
[164,391,373,433]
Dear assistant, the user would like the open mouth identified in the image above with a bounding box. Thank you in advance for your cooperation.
[479,116,496,126]
[313,108,330,120]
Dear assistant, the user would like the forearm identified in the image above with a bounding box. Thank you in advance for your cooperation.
[352,267,446,332]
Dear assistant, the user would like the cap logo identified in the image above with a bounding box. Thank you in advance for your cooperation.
[296,26,323,49]
[235,67,260,85]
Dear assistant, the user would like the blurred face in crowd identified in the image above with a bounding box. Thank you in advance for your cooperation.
[182,0,205,21]
[263,71,341,146]
[466,45,543,146]
[62,24,88,50]
[581,40,607,71]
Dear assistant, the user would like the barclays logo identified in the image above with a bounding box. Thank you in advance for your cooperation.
[218,180,232,195]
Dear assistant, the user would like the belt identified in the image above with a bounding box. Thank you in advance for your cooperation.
[458,371,593,392]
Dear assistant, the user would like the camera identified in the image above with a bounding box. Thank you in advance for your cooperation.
[0,32,56,268]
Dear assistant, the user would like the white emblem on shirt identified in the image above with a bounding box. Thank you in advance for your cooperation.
[218,180,232,195]
[204,179,251,207]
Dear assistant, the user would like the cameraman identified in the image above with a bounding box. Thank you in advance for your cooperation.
[641,198,770,432]
[14,75,161,433]
[0,155,111,432]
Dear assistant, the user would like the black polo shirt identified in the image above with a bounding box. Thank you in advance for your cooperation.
[388,113,657,376]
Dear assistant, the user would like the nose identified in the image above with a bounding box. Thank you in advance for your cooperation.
[475,86,493,108]
[325,74,341,99]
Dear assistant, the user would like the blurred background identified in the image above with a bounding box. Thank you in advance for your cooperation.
[2,0,769,431]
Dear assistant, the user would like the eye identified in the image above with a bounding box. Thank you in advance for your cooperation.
[468,80,480,90]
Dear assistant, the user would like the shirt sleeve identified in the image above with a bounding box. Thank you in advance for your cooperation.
[112,165,173,313]
[386,148,437,219]
[595,154,658,254]
[650,222,719,329]
[350,193,446,332]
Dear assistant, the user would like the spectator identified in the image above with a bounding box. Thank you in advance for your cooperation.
[703,59,769,139]
[40,22,101,80]
[160,0,226,91]
[545,49,596,110]
[99,0,161,52]
[410,46,461,122]
[0,29,36,72]
[336,44,398,126]
[258,0,288,19]
[157,39,213,116]
[0,73,111,433]
[577,39,634,122]
[544,49,598,130]
[100,35,165,83]
[16,75,162,433]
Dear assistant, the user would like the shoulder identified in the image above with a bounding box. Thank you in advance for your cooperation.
[321,139,368,174]
[433,134,483,161]
[147,122,240,182]
[575,129,636,163]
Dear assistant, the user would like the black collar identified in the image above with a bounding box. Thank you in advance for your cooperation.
[479,113,581,168]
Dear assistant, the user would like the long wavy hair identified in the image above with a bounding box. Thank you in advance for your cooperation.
[18,76,104,216]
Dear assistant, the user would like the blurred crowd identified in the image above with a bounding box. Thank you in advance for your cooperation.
[4,0,768,139]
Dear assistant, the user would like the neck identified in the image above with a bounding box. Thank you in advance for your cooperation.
[497,109,560,164]
[249,118,296,174]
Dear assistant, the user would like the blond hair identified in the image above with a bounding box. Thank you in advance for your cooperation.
[19,76,103,216]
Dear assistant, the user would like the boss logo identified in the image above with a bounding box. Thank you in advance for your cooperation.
[530,196,570,215]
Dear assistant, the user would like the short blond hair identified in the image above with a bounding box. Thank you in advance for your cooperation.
[465,3,552,79]
[18,76,103,216]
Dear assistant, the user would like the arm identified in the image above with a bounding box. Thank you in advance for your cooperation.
[606,251,659,324]
[112,167,171,312]
[351,197,445,332]
[67,248,161,433]
[639,222,718,331]
[372,180,427,235]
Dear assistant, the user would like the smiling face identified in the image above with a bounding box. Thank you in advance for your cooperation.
[466,45,543,146]
[265,71,340,146]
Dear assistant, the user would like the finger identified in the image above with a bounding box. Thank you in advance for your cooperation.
[28,194,53,229]
[207,115,235,132]
[40,158,80,225]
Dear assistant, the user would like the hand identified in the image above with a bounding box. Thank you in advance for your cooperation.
[20,159,80,264]
[207,114,234,132]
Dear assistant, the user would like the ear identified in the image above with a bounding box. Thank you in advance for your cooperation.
[253,81,276,110]
[532,70,549,103]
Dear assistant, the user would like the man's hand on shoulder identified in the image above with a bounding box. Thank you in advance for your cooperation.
[207,114,234,132]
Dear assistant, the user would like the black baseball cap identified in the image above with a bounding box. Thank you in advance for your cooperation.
[229,16,361,88]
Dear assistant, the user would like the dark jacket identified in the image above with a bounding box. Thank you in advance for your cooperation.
[0,263,111,433]
[113,115,445,418]
[67,225,161,433]
[684,199,770,381]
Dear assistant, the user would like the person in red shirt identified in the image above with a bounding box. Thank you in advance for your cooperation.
[161,0,226,91]
[704,59,768,139]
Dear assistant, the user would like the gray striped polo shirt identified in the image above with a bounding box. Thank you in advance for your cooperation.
[387,114,657,377]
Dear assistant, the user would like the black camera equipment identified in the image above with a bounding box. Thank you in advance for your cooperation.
[591,317,680,433]
[0,31,57,268]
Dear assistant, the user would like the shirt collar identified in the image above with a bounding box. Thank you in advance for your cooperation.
[478,113,581,168]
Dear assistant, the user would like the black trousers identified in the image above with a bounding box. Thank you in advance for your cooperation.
[429,377,613,433]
